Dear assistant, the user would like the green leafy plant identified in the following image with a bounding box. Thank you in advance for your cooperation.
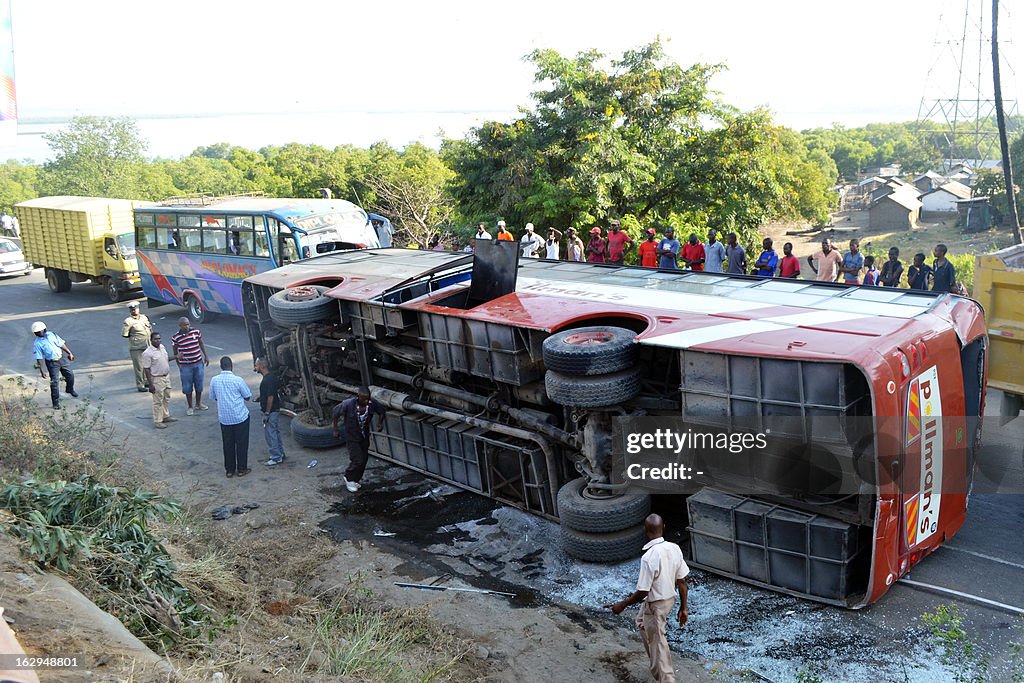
[0,477,209,649]
[922,603,989,683]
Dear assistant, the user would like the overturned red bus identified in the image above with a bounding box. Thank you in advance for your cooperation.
[241,241,986,607]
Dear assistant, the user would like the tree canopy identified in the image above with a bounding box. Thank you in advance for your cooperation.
[444,41,837,242]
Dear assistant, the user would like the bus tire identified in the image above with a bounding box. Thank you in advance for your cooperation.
[291,411,343,449]
[556,478,651,533]
[560,523,648,563]
[46,268,71,293]
[268,285,337,325]
[545,368,641,408]
[185,294,208,324]
[103,276,123,303]
[543,326,636,375]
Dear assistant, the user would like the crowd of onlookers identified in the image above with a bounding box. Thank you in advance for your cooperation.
[441,219,959,292]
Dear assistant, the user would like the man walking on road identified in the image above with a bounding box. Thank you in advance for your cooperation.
[31,321,76,410]
[141,332,176,429]
[332,387,386,493]
[122,301,152,392]
[171,317,210,416]
[209,356,252,478]
[254,358,285,466]
[607,514,689,683]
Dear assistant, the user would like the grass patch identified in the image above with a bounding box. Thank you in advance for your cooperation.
[310,585,469,682]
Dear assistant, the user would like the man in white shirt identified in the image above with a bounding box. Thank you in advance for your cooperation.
[607,514,689,683]
[520,223,545,258]
[544,227,562,259]
[141,332,177,429]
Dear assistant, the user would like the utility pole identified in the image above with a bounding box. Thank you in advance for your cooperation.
[993,0,1023,243]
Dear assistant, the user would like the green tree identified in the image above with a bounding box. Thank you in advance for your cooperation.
[0,160,39,211]
[445,41,832,244]
[39,116,148,198]
[365,142,455,248]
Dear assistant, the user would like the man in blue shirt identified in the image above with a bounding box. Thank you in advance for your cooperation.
[754,237,779,277]
[703,229,726,273]
[31,321,76,410]
[209,356,253,478]
[838,239,865,285]
[655,227,680,270]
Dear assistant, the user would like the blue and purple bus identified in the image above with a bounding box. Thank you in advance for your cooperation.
[134,196,380,322]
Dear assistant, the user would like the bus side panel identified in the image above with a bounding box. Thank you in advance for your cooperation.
[136,248,274,317]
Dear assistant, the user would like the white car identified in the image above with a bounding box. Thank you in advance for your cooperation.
[0,238,32,277]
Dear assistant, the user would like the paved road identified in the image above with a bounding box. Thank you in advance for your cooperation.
[2,269,1023,681]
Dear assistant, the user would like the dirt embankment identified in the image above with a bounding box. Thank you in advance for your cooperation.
[0,378,714,683]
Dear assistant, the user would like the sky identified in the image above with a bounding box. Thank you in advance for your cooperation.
[3,0,1023,160]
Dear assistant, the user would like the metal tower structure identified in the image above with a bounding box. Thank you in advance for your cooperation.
[917,0,1019,167]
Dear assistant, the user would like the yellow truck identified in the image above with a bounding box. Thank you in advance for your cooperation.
[974,244,1024,419]
[15,196,146,302]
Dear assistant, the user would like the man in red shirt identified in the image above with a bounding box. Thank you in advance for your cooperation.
[605,219,633,265]
[638,229,659,267]
[679,233,705,271]
[779,242,801,279]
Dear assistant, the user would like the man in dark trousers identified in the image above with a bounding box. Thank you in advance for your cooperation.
[332,387,386,493]
[931,243,957,294]
[209,356,252,478]
[606,513,689,683]
[31,320,76,410]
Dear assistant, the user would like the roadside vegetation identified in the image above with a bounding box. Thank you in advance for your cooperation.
[0,382,474,681]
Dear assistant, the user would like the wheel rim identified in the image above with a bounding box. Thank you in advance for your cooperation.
[106,281,118,300]
[580,482,620,501]
[284,286,321,302]
[188,298,202,318]
[563,330,614,346]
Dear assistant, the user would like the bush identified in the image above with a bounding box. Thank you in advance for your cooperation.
[946,252,975,292]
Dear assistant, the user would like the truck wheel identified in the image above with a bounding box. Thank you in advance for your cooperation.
[103,277,123,303]
[560,523,648,563]
[268,285,338,325]
[556,478,651,533]
[46,268,71,293]
[185,294,208,324]
[291,411,343,449]
[543,326,636,375]
[545,368,641,408]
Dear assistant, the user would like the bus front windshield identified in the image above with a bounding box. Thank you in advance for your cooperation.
[293,207,379,254]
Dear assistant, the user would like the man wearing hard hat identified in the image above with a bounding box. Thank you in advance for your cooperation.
[31,321,76,410]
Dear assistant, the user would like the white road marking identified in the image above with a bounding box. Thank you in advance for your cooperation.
[899,578,1024,616]
[207,344,225,350]
[940,544,1024,571]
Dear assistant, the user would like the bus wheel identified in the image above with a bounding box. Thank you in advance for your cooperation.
[560,523,648,563]
[103,277,122,303]
[543,326,636,375]
[268,285,338,325]
[185,295,207,324]
[544,368,641,408]
[556,477,650,533]
[291,410,343,448]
